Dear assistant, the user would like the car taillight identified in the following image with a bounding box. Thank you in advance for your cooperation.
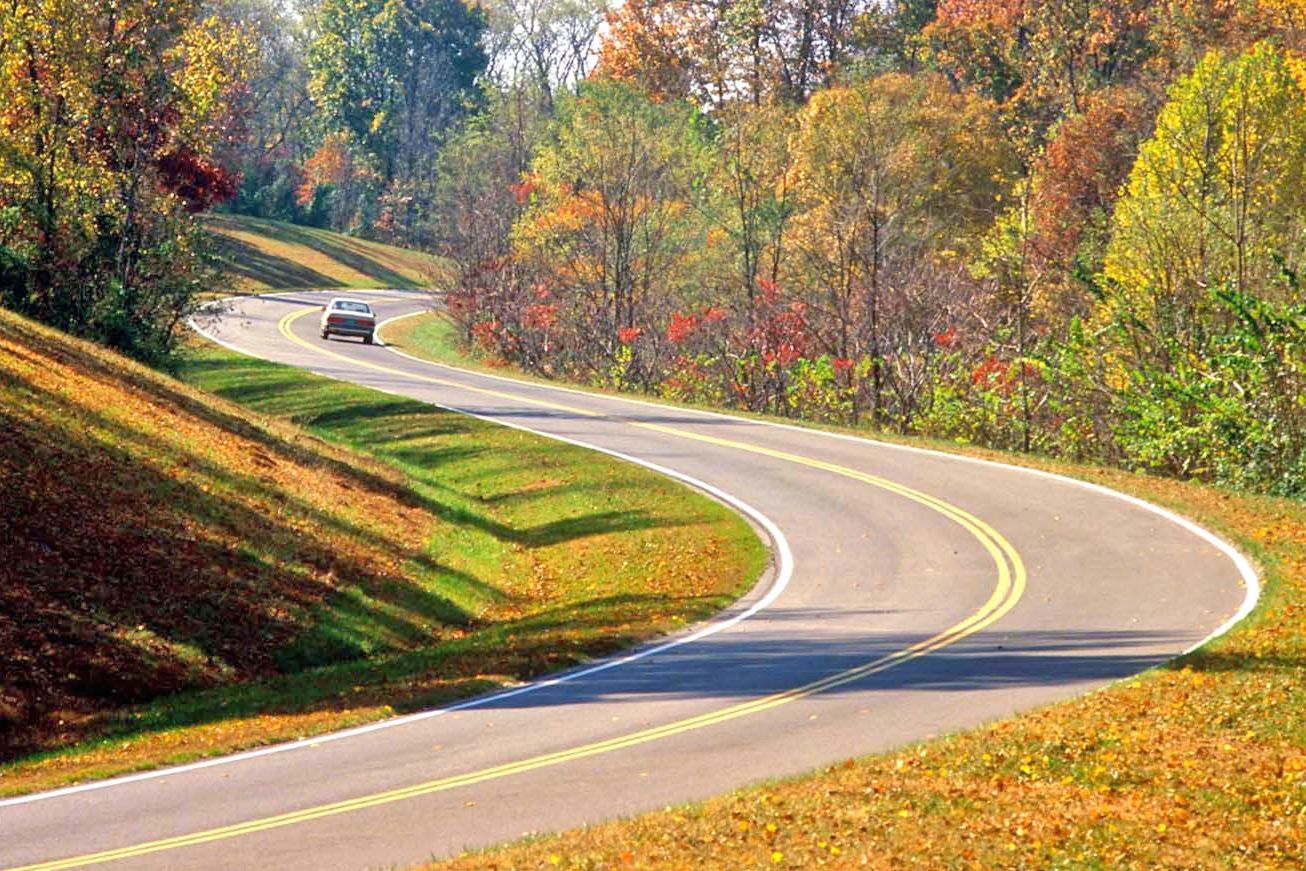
[328,314,348,325]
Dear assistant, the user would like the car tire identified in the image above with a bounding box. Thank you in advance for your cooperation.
[321,330,330,340]
[363,333,374,345]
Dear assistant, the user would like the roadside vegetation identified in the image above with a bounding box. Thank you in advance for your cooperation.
[0,309,763,796]
[439,33,1306,501]
[433,450,1305,870]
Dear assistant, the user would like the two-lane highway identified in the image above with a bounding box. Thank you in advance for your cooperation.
[0,291,1255,871]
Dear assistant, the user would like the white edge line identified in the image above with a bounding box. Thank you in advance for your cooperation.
[0,297,792,809]
[374,304,1262,654]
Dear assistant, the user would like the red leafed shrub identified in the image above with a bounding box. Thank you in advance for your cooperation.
[667,311,700,344]
[618,326,644,345]
[522,304,557,331]
[971,355,1009,386]
[509,176,538,205]
[155,150,239,213]
[754,301,810,368]
[471,320,502,352]
[934,326,960,349]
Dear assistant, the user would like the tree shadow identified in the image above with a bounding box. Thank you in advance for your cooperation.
[478,626,1197,710]
[0,391,492,758]
[215,218,427,289]
[33,591,738,749]
[182,353,690,549]
[1166,650,1301,673]
[210,234,341,290]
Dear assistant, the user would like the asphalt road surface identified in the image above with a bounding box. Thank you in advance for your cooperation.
[1,291,1256,871]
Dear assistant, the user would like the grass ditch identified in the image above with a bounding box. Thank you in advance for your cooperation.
[0,310,764,797]
[385,314,1305,868]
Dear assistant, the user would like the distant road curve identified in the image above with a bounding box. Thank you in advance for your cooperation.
[1,290,1255,871]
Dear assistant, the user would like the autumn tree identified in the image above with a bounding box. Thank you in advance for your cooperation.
[0,0,251,363]
[926,0,1156,124]
[307,0,486,240]
[511,80,710,386]
[481,0,606,108]
[785,72,1012,425]
[597,0,873,107]
[216,0,317,222]
[1104,43,1306,327]
[436,87,552,369]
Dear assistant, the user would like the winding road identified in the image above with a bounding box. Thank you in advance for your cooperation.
[1,290,1255,871]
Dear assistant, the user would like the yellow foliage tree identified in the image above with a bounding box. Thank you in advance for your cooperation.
[786,72,1014,424]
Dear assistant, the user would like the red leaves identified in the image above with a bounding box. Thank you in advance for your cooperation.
[521,304,557,332]
[155,150,239,213]
[1034,89,1153,261]
[971,356,1040,393]
[508,177,538,206]
[971,355,1009,386]
[471,320,502,352]
[667,311,700,344]
[618,326,644,345]
[934,326,961,349]
[668,307,727,345]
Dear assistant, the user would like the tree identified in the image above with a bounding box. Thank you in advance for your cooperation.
[785,72,1012,424]
[481,0,606,107]
[215,0,317,222]
[511,80,710,385]
[925,0,1156,144]
[436,86,551,369]
[0,0,251,363]
[597,0,873,108]
[1104,43,1306,329]
[307,0,486,238]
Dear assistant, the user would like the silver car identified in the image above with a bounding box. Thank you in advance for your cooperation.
[320,298,376,343]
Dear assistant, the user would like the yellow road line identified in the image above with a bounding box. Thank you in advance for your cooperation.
[7,307,1027,871]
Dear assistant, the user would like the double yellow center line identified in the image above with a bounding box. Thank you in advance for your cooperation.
[9,306,1025,871]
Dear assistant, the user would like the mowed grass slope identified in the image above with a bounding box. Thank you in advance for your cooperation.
[0,309,764,796]
[206,214,446,292]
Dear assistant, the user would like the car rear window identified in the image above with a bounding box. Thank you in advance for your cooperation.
[333,301,372,314]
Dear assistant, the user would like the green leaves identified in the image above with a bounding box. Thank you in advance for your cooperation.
[307,0,487,182]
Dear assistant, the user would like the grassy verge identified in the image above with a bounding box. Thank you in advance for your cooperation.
[206,214,448,292]
[388,315,1306,868]
[0,312,763,797]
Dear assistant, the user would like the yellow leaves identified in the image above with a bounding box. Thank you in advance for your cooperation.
[167,14,256,149]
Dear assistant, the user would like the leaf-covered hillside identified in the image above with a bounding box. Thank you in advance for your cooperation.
[0,308,761,780]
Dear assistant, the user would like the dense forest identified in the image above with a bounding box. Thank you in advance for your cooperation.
[2,0,1305,494]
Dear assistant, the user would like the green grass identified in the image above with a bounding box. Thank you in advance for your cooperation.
[0,314,764,796]
[206,214,448,292]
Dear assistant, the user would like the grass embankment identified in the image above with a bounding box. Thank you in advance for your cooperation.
[0,309,764,797]
[388,315,1306,868]
[206,214,446,292]
[384,312,568,383]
